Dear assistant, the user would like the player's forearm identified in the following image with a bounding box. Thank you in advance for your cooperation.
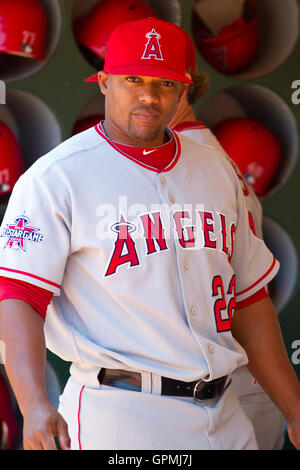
[0,299,49,416]
[231,296,300,422]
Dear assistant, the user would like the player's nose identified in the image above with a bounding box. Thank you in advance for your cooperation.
[138,82,160,105]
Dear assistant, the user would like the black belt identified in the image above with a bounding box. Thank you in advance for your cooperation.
[98,368,231,402]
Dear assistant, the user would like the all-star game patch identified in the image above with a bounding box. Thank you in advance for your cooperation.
[0,215,44,251]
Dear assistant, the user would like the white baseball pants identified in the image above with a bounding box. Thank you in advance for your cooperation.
[58,375,258,450]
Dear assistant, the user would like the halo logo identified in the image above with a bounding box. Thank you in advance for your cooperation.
[142,29,163,61]
[0,80,5,104]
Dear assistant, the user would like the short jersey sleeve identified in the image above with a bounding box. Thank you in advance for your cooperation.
[0,169,71,295]
[230,171,279,303]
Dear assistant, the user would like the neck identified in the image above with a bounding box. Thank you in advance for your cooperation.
[168,102,196,129]
[168,87,197,129]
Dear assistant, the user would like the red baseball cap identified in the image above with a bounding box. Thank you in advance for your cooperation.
[85,17,193,84]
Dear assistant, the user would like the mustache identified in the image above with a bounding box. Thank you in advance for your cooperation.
[131,105,162,115]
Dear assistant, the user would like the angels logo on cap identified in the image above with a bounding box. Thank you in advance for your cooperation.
[103,17,193,84]
[142,29,163,61]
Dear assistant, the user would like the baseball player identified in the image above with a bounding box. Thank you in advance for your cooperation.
[167,35,286,451]
[0,18,300,451]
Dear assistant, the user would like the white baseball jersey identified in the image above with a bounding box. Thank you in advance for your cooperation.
[175,121,285,450]
[174,122,263,239]
[173,121,267,394]
[0,124,279,389]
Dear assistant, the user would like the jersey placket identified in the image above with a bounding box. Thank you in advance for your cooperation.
[156,172,202,335]
[156,169,224,381]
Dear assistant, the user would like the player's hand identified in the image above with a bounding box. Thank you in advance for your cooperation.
[287,419,300,450]
[23,403,71,450]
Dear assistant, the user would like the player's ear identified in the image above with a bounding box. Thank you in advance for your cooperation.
[98,72,109,95]
[179,82,189,101]
[178,73,192,100]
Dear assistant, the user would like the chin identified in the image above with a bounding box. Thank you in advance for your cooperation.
[128,124,163,144]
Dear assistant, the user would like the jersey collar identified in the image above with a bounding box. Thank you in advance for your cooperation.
[95,122,181,173]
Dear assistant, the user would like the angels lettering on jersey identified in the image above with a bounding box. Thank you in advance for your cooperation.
[104,208,236,277]
[0,207,237,275]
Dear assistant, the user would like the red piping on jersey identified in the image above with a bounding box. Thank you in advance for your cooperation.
[94,124,181,173]
[78,385,85,450]
[172,121,207,132]
[236,257,277,297]
[0,267,60,290]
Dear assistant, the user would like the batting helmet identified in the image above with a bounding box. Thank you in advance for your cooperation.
[213,117,281,197]
[0,371,19,450]
[193,0,259,74]
[74,0,156,65]
[0,121,24,196]
[72,114,105,135]
[0,0,47,61]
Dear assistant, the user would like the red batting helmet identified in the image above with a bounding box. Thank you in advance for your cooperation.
[193,0,259,74]
[74,0,156,63]
[72,114,105,135]
[213,117,281,197]
[0,121,24,196]
[0,0,47,61]
[0,371,19,450]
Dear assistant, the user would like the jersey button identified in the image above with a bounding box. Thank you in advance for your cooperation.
[160,176,166,185]
[208,344,215,353]
[169,193,175,203]
[184,261,190,271]
[191,306,197,316]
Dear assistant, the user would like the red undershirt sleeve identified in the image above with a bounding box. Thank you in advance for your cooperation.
[235,287,269,311]
[0,276,54,320]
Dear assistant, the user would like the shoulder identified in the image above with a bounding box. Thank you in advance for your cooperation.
[174,129,242,191]
[172,121,207,133]
[174,129,235,168]
[24,127,107,179]
[174,125,261,205]
[174,122,223,149]
[174,128,215,154]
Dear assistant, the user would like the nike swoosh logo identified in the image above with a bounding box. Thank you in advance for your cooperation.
[143,149,157,155]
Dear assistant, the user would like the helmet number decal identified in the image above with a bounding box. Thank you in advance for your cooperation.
[21,31,36,54]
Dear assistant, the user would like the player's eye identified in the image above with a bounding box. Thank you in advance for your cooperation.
[161,80,176,88]
[125,76,140,83]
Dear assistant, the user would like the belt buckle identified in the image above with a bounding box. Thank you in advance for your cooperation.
[193,376,231,403]
[193,379,207,402]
